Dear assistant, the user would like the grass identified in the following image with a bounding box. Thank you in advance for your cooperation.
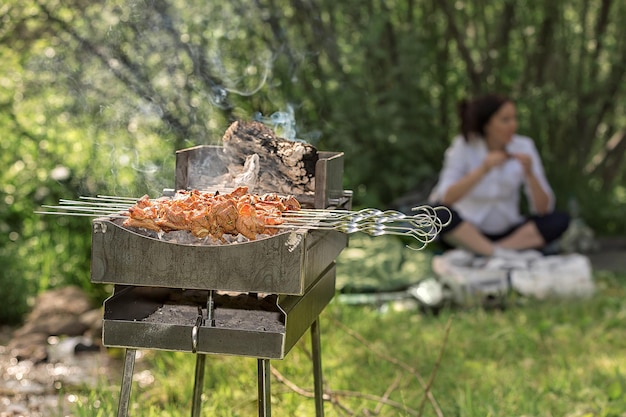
[70,236,626,416]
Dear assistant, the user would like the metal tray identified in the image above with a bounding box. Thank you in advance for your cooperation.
[101,264,337,359]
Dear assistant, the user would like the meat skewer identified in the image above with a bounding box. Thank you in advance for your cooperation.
[36,188,448,247]
[121,186,298,240]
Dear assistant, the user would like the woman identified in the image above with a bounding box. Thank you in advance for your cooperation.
[429,94,569,258]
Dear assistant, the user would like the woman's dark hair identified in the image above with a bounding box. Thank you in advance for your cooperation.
[458,94,512,141]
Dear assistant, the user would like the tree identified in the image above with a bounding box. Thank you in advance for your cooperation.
[1,0,625,321]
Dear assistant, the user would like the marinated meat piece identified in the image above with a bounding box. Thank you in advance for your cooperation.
[156,202,190,231]
[208,198,238,239]
[236,203,265,240]
[122,186,300,240]
[188,206,211,238]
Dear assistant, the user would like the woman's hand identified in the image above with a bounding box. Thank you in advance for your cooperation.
[510,152,532,176]
[442,150,508,205]
[510,152,550,213]
[482,150,510,172]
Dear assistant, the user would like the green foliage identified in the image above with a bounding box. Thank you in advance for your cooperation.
[1,0,626,323]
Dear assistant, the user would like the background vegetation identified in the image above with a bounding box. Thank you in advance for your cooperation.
[2,2,626,415]
[1,1,626,322]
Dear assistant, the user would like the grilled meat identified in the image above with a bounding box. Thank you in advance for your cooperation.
[122,186,300,240]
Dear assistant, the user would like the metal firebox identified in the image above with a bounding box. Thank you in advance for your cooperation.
[91,220,346,296]
[100,265,336,359]
[91,145,351,417]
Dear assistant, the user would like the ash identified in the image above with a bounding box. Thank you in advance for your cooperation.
[142,292,285,333]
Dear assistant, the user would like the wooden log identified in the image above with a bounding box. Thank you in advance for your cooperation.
[221,120,318,194]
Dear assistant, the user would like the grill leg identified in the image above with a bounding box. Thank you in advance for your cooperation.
[117,348,136,417]
[257,358,271,417]
[191,354,207,417]
[311,319,325,417]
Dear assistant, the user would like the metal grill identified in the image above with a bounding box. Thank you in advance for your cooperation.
[92,145,351,417]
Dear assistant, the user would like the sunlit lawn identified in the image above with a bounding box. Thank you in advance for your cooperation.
[70,236,626,417]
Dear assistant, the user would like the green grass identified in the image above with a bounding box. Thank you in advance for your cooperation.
[70,236,626,417]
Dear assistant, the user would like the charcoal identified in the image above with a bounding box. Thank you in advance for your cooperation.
[142,292,284,333]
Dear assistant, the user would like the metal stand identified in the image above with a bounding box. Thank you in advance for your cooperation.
[257,358,271,417]
[117,349,137,417]
[114,320,327,417]
[191,354,207,417]
[311,319,325,417]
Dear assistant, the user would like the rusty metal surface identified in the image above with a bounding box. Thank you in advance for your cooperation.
[101,264,336,359]
[91,218,347,295]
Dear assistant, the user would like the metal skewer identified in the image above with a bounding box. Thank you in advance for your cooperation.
[36,195,449,248]
[41,205,128,213]
[265,206,450,250]
[59,199,132,208]
[92,195,142,202]
[34,211,128,218]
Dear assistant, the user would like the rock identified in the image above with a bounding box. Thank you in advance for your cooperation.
[80,308,103,341]
[14,314,89,338]
[2,403,30,416]
[26,286,92,320]
[8,286,101,362]
[0,287,113,416]
[6,332,49,363]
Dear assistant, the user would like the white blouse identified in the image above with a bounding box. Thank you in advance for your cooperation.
[429,134,554,235]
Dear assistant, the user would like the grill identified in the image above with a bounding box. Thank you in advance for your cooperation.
[36,135,444,415]
[91,145,351,417]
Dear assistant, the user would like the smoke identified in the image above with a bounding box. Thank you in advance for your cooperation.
[43,0,315,198]
[253,104,322,145]
[254,105,297,141]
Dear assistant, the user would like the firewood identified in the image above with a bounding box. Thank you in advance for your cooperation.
[221,120,318,194]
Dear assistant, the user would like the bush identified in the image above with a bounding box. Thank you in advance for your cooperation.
[0,240,31,324]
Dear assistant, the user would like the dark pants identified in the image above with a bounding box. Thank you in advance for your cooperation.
[434,204,570,249]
